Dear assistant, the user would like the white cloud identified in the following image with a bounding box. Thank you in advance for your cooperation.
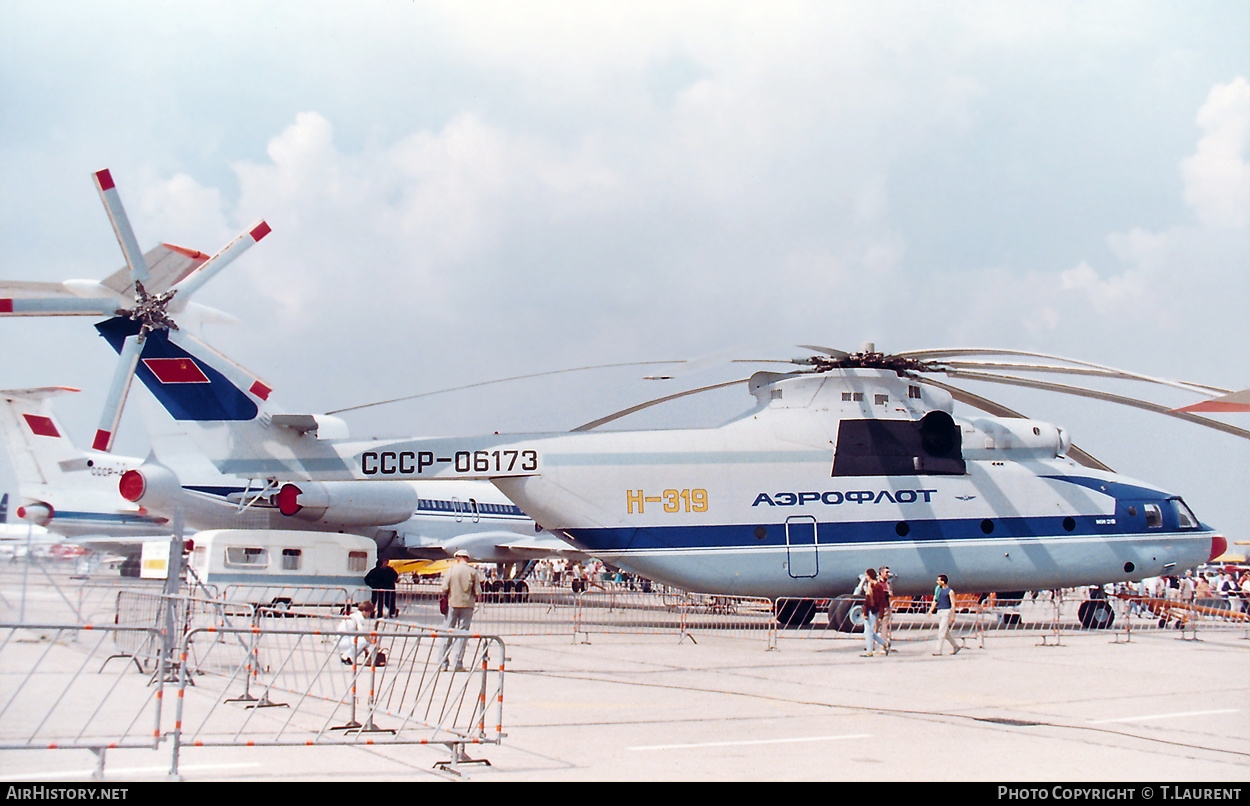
[1181,77,1250,230]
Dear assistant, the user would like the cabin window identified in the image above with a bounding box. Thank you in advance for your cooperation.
[1171,499,1199,529]
[225,547,269,567]
[347,551,369,573]
[874,394,889,406]
[908,386,922,400]
[1144,503,1164,529]
[282,549,302,570]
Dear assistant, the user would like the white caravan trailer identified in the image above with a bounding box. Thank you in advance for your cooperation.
[171,529,376,608]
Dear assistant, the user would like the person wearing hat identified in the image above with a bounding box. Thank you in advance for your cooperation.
[438,550,482,671]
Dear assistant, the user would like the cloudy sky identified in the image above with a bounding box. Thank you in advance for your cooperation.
[1,1,1247,550]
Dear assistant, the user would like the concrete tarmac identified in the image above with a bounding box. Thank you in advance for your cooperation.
[2,627,1246,782]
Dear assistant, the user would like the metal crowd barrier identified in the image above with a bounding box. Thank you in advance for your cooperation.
[390,583,1250,648]
[0,616,506,779]
[170,619,505,776]
[0,623,167,779]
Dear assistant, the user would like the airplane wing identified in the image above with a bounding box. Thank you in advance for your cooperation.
[401,530,588,564]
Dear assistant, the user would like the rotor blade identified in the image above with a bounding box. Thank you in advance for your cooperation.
[170,221,272,300]
[166,328,274,403]
[326,361,687,416]
[796,344,853,360]
[0,297,120,316]
[93,334,144,452]
[1174,389,1250,413]
[898,348,1231,396]
[914,376,1113,472]
[93,169,150,286]
[942,369,1250,439]
[571,378,749,432]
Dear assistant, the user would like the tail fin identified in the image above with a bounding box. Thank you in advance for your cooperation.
[95,317,269,422]
[96,315,358,480]
[0,387,90,488]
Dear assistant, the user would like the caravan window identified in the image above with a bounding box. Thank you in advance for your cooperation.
[282,549,302,570]
[225,547,269,567]
[347,551,369,573]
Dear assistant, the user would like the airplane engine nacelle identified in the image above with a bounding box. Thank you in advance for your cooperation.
[15,502,53,526]
[119,464,183,510]
[275,481,417,527]
[964,418,1072,460]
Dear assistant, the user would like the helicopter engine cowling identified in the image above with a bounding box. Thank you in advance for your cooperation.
[275,481,418,527]
[962,418,1072,460]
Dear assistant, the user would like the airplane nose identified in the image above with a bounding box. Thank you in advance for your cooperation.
[1210,534,1227,561]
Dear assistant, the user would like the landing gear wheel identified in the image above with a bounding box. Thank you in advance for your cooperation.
[828,596,865,632]
[1077,599,1114,629]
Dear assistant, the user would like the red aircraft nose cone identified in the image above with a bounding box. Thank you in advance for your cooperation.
[1210,535,1228,562]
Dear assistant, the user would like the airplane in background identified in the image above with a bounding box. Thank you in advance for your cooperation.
[0,385,585,574]
[0,387,173,571]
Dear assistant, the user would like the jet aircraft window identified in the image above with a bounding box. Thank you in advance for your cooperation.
[225,547,268,567]
[1144,503,1164,529]
[282,549,301,570]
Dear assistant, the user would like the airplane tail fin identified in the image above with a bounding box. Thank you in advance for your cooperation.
[0,387,91,489]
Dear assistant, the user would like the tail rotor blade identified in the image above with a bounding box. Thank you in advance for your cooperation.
[92,169,150,286]
[171,221,272,300]
[92,334,143,452]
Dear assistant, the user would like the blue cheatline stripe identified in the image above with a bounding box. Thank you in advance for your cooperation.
[54,510,166,525]
[1041,476,1167,500]
[563,515,1206,553]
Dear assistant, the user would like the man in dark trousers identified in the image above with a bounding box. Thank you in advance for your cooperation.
[365,558,400,618]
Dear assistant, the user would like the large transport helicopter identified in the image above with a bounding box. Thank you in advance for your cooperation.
[100,337,1236,628]
[5,170,1243,627]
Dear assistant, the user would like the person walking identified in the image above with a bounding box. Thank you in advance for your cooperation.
[878,566,895,652]
[438,550,482,671]
[929,574,962,656]
[861,568,889,656]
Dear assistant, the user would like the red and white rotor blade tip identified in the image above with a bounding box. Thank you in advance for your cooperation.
[93,169,151,287]
[0,297,118,316]
[171,220,271,300]
[92,334,143,452]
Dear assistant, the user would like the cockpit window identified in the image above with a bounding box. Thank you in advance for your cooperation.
[1171,499,1199,529]
[1143,503,1163,529]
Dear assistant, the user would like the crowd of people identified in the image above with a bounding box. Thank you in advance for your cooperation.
[1121,567,1250,613]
